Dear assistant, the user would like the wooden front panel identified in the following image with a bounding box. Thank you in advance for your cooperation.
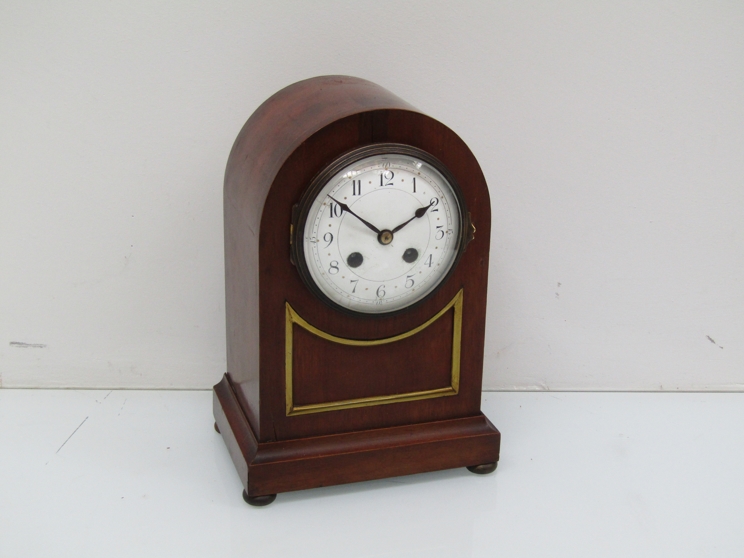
[257,108,490,441]
[289,301,455,409]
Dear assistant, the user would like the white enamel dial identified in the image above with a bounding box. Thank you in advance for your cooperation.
[300,151,463,314]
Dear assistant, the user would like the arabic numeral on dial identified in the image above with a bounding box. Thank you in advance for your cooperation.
[329,203,342,218]
[424,254,433,267]
[405,275,415,288]
[412,177,416,193]
[350,279,358,293]
[329,261,339,274]
[352,180,361,196]
[380,170,395,187]
[376,285,386,298]
[323,232,333,247]
[430,197,440,212]
[435,226,444,240]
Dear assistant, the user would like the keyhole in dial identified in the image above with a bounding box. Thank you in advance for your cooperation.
[347,252,364,268]
[402,248,419,263]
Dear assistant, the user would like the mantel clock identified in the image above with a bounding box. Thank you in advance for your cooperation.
[213,76,500,506]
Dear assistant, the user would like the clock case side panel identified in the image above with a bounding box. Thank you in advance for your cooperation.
[258,110,492,441]
[222,76,417,439]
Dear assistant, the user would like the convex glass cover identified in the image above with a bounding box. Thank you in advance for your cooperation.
[294,145,467,314]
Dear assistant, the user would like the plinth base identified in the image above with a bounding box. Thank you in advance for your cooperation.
[213,375,500,502]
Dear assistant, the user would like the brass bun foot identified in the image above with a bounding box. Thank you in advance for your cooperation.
[213,422,221,434]
[467,462,498,474]
[243,490,277,507]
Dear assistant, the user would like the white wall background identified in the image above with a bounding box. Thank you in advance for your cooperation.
[1,1,742,390]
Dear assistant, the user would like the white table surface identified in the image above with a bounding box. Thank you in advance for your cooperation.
[1,389,742,557]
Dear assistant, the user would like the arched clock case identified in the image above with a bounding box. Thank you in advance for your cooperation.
[213,76,501,506]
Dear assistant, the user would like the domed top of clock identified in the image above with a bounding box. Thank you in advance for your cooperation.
[225,76,490,330]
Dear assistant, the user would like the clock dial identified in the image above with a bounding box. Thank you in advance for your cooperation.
[296,147,466,314]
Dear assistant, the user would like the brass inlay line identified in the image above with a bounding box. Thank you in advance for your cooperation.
[285,289,463,416]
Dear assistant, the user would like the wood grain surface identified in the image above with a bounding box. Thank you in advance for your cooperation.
[217,76,498,498]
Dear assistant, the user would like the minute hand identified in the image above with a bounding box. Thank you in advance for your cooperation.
[328,196,380,234]
[391,204,432,234]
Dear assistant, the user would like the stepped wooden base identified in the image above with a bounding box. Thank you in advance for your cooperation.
[213,375,501,501]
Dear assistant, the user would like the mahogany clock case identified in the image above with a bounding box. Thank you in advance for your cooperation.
[213,76,500,502]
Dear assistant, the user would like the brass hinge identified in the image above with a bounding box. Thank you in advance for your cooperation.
[466,212,476,246]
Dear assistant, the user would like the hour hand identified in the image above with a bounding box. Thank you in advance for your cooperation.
[391,202,432,234]
[328,196,380,234]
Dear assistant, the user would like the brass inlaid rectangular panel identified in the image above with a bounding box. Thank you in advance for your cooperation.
[285,290,463,416]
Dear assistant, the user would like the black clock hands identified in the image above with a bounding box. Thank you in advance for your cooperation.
[328,195,432,248]
[391,201,433,234]
[327,196,381,234]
